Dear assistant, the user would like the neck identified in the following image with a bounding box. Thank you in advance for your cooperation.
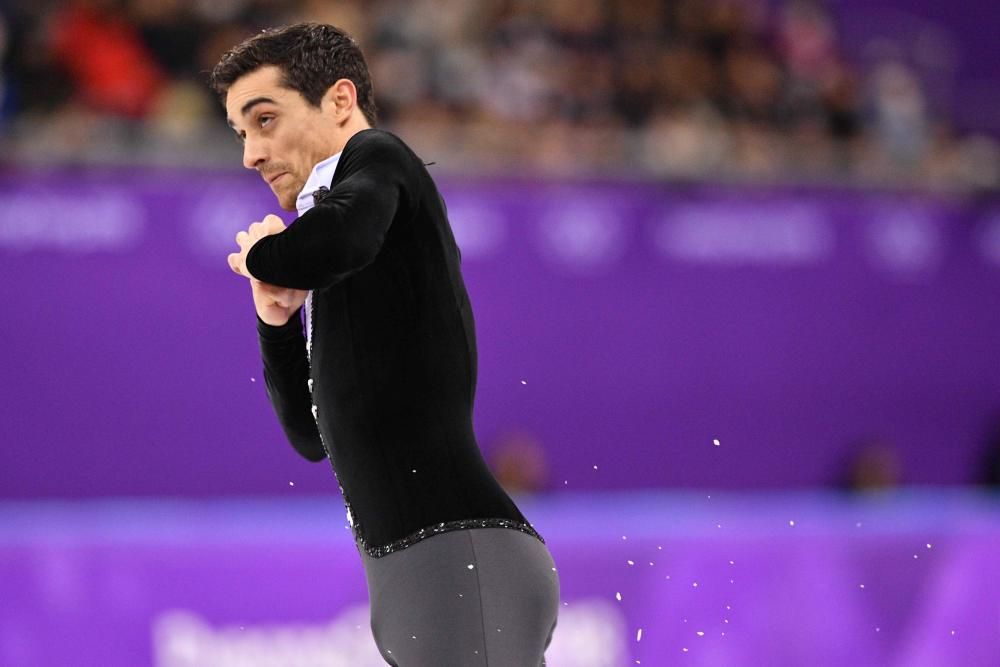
[330,115,373,156]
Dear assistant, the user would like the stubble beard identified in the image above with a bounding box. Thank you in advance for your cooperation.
[272,177,300,212]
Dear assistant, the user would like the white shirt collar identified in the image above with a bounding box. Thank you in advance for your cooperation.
[295,151,342,217]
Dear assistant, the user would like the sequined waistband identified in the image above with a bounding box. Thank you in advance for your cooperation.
[356,517,545,559]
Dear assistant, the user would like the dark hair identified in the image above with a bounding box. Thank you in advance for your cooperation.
[210,23,377,126]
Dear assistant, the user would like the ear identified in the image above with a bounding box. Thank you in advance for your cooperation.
[322,79,358,123]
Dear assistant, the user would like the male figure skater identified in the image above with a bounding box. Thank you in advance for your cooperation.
[212,23,559,666]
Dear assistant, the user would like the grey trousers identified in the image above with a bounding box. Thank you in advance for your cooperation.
[361,527,560,666]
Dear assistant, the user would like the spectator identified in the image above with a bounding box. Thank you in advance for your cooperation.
[489,429,550,496]
[0,0,995,190]
[49,0,166,118]
[840,437,902,492]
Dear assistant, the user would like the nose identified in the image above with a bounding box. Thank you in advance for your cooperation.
[242,136,268,171]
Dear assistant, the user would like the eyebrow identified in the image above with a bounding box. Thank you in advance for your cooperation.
[226,96,278,128]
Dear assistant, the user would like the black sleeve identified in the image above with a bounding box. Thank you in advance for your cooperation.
[245,133,416,289]
[257,307,326,462]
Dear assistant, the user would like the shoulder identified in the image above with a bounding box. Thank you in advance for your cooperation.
[341,129,418,167]
[333,129,426,204]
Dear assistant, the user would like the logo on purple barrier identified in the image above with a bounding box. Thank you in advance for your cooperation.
[863,206,942,279]
[653,200,833,266]
[535,200,628,273]
[443,199,507,260]
[152,599,628,667]
[0,190,144,253]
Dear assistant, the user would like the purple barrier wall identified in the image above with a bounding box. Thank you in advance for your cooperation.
[2,168,999,498]
[1,491,998,666]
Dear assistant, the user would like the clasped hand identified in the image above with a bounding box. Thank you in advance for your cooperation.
[228,214,308,326]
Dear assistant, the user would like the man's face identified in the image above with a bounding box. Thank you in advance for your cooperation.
[226,66,340,211]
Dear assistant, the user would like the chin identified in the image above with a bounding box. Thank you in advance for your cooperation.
[273,186,297,211]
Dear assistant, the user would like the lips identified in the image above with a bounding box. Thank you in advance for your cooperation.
[266,172,288,185]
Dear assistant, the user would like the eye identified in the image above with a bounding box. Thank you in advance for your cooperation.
[259,115,274,128]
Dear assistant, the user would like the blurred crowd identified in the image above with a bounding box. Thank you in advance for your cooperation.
[1,0,997,189]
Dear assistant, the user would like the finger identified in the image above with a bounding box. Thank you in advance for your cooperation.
[227,252,245,276]
[262,214,285,233]
[248,221,265,241]
[235,230,249,249]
